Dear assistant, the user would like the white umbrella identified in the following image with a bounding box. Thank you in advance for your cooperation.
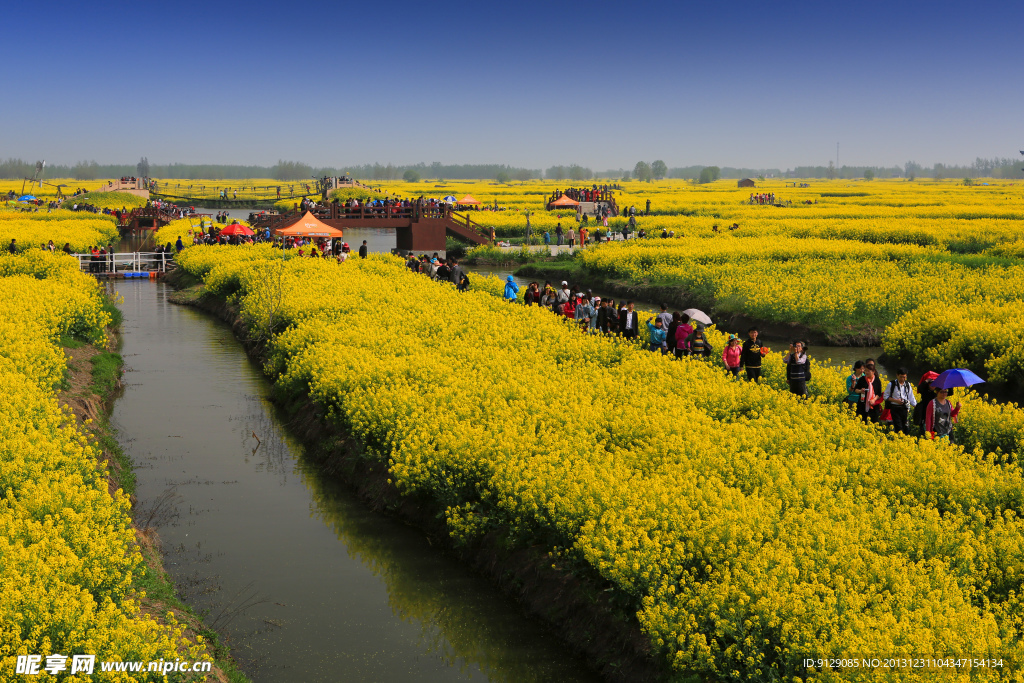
[683,308,712,325]
[443,195,457,202]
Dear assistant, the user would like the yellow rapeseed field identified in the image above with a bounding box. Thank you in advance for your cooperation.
[177,245,1024,680]
[0,251,204,677]
[380,177,1023,385]
[0,209,120,252]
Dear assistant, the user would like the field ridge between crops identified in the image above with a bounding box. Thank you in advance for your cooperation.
[164,271,672,683]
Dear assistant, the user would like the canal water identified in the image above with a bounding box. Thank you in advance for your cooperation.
[110,280,599,683]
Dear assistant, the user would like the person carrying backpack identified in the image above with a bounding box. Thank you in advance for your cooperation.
[882,368,917,435]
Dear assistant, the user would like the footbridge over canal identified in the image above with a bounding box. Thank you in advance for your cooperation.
[252,203,493,253]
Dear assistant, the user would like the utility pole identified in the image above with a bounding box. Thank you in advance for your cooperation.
[836,143,839,178]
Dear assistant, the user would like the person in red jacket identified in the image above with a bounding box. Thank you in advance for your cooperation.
[562,295,577,319]
[722,334,742,377]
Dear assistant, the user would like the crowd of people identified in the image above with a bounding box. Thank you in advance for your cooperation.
[552,185,614,203]
[404,252,471,290]
[842,363,959,439]
[749,192,777,205]
[66,201,130,219]
[493,281,965,442]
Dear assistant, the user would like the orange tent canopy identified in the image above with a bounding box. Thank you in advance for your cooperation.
[457,195,481,205]
[550,195,580,207]
[276,211,344,237]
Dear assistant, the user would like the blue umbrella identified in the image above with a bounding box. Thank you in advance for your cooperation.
[443,195,456,202]
[931,368,985,389]
[18,195,37,202]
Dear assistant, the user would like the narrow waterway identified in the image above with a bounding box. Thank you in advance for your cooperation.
[110,280,600,683]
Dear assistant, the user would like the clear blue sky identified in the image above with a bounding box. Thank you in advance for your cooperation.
[3,0,1021,170]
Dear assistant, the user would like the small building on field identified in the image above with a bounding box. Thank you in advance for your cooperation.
[737,178,756,188]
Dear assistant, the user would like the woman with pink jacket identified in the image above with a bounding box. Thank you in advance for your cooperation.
[673,315,693,359]
[722,335,742,377]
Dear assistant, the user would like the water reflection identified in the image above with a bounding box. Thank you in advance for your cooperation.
[110,280,598,683]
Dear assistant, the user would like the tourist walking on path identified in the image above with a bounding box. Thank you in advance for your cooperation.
[722,335,742,377]
[864,359,883,422]
[673,315,693,358]
[656,304,672,330]
[845,361,864,409]
[448,258,462,285]
[666,313,680,357]
[741,327,766,382]
[620,302,639,340]
[596,299,612,334]
[556,281,571,306]
[540,283,556,308]
[924,387,961,440]
[555,223,564,246]
[646,317,667,353]
[882,368,917,435]
[605,299,619,335]
[523,282,539,306]
[783,341,810,397]
[503,275,520,302]
[576,296,597,332]
[854,367,880,422]
[913,371,940,434]
[687,328,712,358]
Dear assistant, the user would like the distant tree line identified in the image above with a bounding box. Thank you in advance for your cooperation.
[351,162,540,182]
[0,158,541,182]
[2,156,1021,182]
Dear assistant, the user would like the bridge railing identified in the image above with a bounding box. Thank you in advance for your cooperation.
[71,252,176,273]
[446,211,491,240]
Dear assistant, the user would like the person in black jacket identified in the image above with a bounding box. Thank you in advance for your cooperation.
[358,240,368,258]
[740,327,766,382]
[595,299,611,333]
[783,340,810,397]
[619,302,639,339]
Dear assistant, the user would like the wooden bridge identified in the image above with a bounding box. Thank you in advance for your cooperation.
[118,206,193,231]
[252,203,492,252]
[546,189,619,217]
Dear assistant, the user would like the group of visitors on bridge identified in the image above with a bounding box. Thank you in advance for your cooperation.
[550,185,614,203]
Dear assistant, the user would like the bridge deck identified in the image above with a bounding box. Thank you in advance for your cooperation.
[252,205,492,251]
